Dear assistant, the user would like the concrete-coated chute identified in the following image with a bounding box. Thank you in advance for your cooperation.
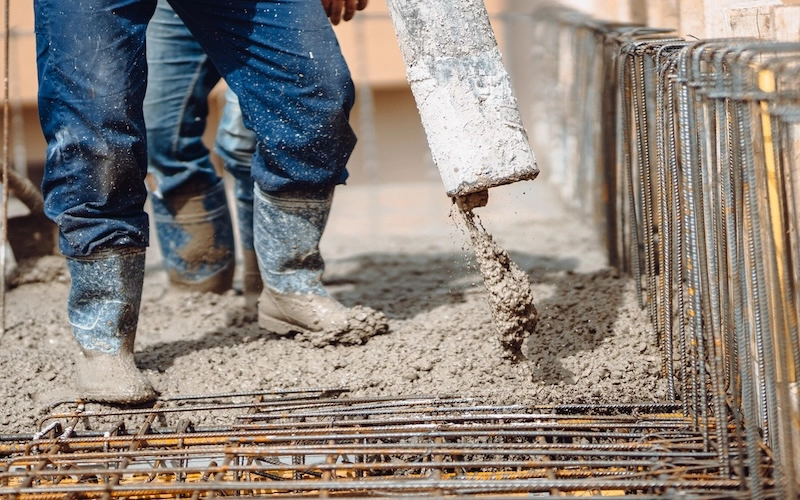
[385,0,538,198]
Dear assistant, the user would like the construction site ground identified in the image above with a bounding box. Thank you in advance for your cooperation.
[0,175,668,434]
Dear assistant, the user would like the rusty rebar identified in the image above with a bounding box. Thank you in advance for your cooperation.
[526,6,799,497]
[0,392,768,498]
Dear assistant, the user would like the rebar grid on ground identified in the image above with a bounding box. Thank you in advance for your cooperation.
[526,6,800,498]
[0,390,769,498]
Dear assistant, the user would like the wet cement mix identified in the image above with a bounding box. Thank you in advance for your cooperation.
[0,181,668,434]
[456,204,536,362]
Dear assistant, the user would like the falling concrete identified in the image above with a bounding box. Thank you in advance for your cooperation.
[455,204,537,361]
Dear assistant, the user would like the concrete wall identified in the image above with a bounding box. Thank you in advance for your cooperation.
[503,0,800,38]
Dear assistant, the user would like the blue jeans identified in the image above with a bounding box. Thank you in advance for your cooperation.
[35,0,356,258]
[214,88,258,252]
[143,0,223,198]
[144,1,253,254]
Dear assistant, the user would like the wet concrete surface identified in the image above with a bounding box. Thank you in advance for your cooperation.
[0,177,666,433]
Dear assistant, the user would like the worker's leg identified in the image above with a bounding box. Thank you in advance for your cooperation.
[167,0,355,192]
[143,0,235,293]
[214,89,262,310]
[35,0,157,402]
[170,0,388,341]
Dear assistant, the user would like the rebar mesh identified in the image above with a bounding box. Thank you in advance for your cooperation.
[0,389,769,498]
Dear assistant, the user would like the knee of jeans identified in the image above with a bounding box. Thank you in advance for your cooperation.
[215,123,256,166]
[215,139,254,177]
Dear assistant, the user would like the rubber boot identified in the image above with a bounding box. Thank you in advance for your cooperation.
[150,178,235,293]
[242,248,262,312]
[66,248,157,404]
[254,187,388,346]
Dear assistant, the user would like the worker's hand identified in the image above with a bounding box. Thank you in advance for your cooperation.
[321,0,368,25]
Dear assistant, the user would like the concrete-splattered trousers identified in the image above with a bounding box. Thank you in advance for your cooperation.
[34,0,356,258]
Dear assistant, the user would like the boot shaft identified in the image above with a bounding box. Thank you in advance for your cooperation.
[254,188,332,295]
[150,179,235,293]
[66,247,146,354]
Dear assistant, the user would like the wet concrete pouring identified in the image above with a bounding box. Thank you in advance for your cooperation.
[0,179,668,433]
[457,201,537,362]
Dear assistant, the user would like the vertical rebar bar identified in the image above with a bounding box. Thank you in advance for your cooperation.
[0,0,10,337]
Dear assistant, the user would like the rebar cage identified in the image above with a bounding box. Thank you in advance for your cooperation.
[0,389,770,498]
[526,5,800,498]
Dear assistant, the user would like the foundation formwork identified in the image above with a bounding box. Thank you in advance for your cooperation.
[0,3,797,499]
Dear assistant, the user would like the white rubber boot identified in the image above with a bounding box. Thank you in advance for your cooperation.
[67,248,156,404]
[254,188,388,346]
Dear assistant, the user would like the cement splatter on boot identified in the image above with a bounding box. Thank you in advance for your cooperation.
[456,203,537,362]
[259,289,389,347]
[75,347,157,405]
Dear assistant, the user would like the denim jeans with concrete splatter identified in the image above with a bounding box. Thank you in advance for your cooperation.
[35,0,356,258]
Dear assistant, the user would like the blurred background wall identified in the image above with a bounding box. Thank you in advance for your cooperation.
[0,0,797,187]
